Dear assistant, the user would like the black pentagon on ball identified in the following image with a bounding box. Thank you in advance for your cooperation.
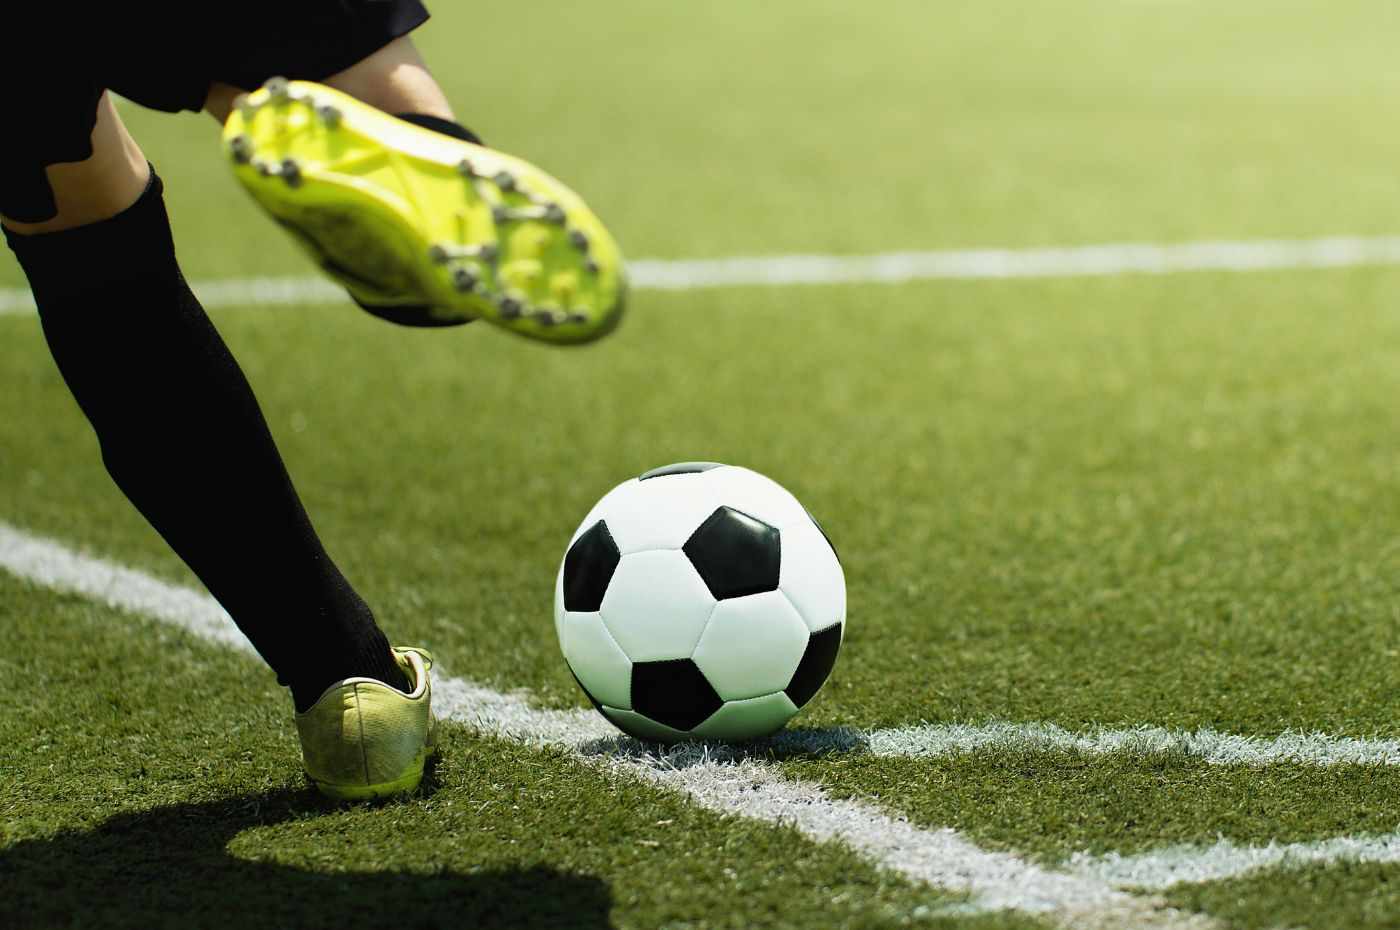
[683,506,781,600]
[562,520,620,612]
[631,658,723,731]
[639,461,726,480]
[785,623,842,708]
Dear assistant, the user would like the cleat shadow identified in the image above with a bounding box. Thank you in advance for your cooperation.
[416,750,446,796]
[0,787,612,929]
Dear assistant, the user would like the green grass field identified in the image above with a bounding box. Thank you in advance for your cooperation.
[7,2,1400,927]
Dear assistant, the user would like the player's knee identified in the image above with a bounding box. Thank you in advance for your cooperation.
[1,94,150,235]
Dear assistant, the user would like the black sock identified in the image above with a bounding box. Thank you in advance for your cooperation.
[395,112,482,145]
[349,113,483,326]
[5,170,409,710]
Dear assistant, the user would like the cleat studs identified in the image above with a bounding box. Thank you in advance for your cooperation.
[568,229,589,249]
[567,311,589,324]
[280,159,302,187]
[451,267,478,292]
[316,105,342,127]
[254,160,272,177]
[491,204,565,223]
[263,77,290,100]
[456,158,475,177]
[229,135,252,164]
[583,258,600,275]
[427,243,498,262]
[498,297,523,320]
[493,171,516,192]
[534,309,563,327]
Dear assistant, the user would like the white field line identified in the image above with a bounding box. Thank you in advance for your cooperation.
[1069,831,1400,892]
[0,522,1207,929]
[5,235,1400,315]
[805,720,1400,768]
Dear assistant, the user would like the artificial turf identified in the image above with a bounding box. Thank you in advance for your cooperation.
[6,271,1400,735]
[1165,863,1400,930]
[8,1,1400,925]
[1,572,1031,930]
[782,749,1400,865]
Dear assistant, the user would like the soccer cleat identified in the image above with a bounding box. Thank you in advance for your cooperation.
[222,78,626,344]
[294,646,439,801]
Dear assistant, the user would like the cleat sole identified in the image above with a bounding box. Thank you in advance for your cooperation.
[222,78,625,344]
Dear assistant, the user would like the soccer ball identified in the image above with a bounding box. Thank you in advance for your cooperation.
[554,462,845,742]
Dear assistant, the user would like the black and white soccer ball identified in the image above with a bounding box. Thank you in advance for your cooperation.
[555,462,845,742]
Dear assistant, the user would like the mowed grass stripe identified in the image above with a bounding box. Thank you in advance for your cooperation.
[7,235,1400,314]
[0,520,1210,929]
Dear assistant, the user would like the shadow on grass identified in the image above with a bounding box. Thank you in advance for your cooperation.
[576,726,870,769]
[0,787,613,930]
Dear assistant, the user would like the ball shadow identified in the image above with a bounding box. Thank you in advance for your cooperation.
[576,725,870,769]
[1,787,613,930]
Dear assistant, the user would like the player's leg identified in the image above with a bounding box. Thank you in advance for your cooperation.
[2,93,411,715]
[205,36,453,125]
[0,96,147,234]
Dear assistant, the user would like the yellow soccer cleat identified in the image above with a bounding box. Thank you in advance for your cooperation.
[223,78,626,344]
[295,646,439,801]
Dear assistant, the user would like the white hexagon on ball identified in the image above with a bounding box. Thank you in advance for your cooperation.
[560,611,633,710]
[777,519,845,633]
[692,591,810,701]
[702,466,812,531]
[691,692,799,741]
[601,707,690,742]
[599,549,716,661]
[587,476,727,554]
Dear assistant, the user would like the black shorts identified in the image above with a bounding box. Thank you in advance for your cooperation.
[1,0,429,223]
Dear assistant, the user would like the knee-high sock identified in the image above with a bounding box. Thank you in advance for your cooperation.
[5,170,408,710]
